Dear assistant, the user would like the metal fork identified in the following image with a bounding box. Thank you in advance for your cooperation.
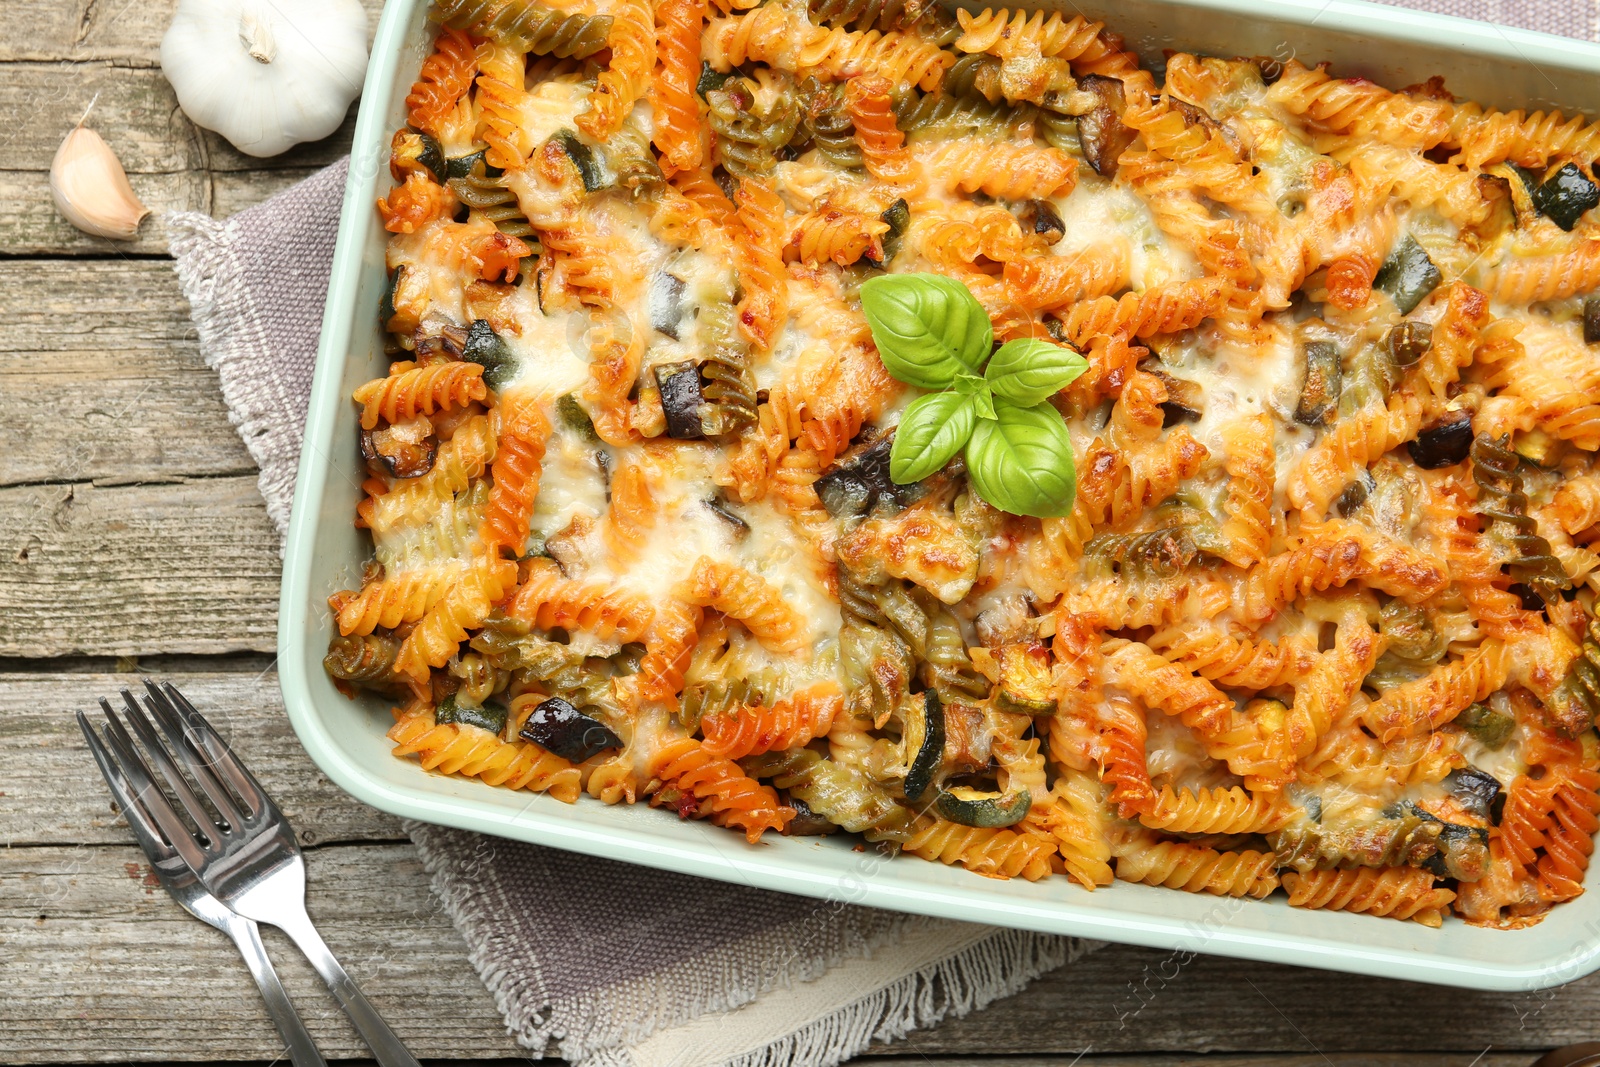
[79,708,327,1067]
[91,681,421,1067]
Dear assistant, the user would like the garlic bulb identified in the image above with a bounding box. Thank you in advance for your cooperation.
[51,124,149,240]
[161,0,369,158]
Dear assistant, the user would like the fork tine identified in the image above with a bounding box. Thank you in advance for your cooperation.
[98,699,212,874]
[116,689,233,838]
[137,681,248,830]
[153,680,270,815]
[78,710,177,863]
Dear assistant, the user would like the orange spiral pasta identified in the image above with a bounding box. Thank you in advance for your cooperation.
[378,173,456,235]
[506,558,657,643]
[1005,240,1129,311]
[1218,413,1275,568]
[1361,640,1510,742]
[1095,695,1154,817]
[1551,476,1600,537]
[651,0,707,172]
[405,27,477,136]
[1287,390,1425,515]
[631,604,703,705]
[732,177,789,351]
[677,557,808,652]
[650,736,794,841]
[1283,869,1456,927]
[577,0,656,140]
[1115,836,1280,898]
[1239,536,1365,624]
[1139,785,1292,835]
[479,401,549,557]
[890,816,1056,880]
[388,712,582,801]
[705,4,953,90]
[785,207,889,266]
[1146,627,1315,690]
[336,562,467,637]
[601,460,658,564]
[395,554,519,680]
[918,140,1079,201]
[953,8,1137,76]
[353,362,486,430]
[700,682,843,757]
[1268,60,1451,149]
[1446,100,1600,169]
[844,74,909,181]
[1489,242,1600,304]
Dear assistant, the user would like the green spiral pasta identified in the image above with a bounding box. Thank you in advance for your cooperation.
[1082,527,1200,581]
[800,78,863,170]
[744,748,916,839]
[696,274,759,435]
[808,0,960,45]
[434,0,613,57]
[324,632,405,692]
[1470,432,1568,603]
[706,77,802,180]
[894,87,1031,140]
[449,160,539,245]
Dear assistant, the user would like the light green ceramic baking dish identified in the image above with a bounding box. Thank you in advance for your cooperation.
[281,0,1600,991]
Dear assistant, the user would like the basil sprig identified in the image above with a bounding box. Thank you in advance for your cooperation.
[860,274,1087,518]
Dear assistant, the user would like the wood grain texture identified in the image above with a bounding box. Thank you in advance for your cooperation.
[0,478,278,657]
[0,260,255,486]
[1,671,403,848]
[1,0,387,64]
[0,843,523,1062]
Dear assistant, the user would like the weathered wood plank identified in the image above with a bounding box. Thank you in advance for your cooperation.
[4,62,356,176]
[3,0,388,65]
[0,671,403,848]
[0,259,256,487]
[0,843,523,1062]
[0,169,207,255]
[0,478,278,657]
[867,1059,1538,1067]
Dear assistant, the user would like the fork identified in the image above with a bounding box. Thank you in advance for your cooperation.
[79,709,327,1067]
[92,681,422,1067]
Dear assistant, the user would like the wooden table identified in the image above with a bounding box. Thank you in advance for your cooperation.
[0,2,1594,1063]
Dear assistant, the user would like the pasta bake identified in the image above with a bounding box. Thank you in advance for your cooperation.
[326,0,1600,929]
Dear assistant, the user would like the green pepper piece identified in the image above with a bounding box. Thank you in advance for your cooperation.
[1457,702,1514,749]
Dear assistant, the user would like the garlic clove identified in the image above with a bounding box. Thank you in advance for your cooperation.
[51,125,149,240]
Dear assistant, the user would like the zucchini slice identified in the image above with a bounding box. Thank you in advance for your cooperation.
[1374,235,1442,315]
[1531,162,1600,232]
[463,318,517,391]
[550,129,607,192]
[995,642,1056,715]
[1457,702,1513,749]
[1294,341,1342,426]
[934,785,1032,828]
[902,690,945,803]
[435,693,509,736]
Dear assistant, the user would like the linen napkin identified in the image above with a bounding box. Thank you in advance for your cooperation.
[168,157,1091,1067]
[166,1,1596,1061]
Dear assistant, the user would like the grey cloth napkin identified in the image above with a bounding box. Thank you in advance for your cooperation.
[166,1,1595,1061]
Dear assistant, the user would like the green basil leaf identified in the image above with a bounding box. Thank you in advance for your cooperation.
[951,372,996,419]
[964,399,1077,517]
[984,338,1089,407]
[891,392,977,484]
[860,273,992,390]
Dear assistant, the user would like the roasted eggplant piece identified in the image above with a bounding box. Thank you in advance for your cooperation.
[934,785,1032,828]
[703,495,750,538]
[1532,162,1600,232]
[391,128,446,183]
[463,318,517,390]
[780,793,839,836]
[902,690,945,803]
[1386,320,1433,367]
[815,436,922,517]
[379,265,407,331]
[436,692,509,735]
[1585,296,1600,345]
[996,642,1056,715]
[649,270,687,340]
[550,129,607,192]
[1446,766,1504,822]
[1294,341,1342,426]
[1407,412,1474,469]
[1335,470,1375,517]
[1374,235,1442,315]
[1077,74,1136,177]
[361,417,438,478]
[1457,701,1514,749]
[654,361,707,439]
[518,696,623,762]
[1015,198,1066,243]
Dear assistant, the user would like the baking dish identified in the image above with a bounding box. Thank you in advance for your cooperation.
[280,0,1600,991]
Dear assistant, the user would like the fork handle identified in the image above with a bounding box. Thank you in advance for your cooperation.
[277,914,422,1067]
[221,917,328,1067]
